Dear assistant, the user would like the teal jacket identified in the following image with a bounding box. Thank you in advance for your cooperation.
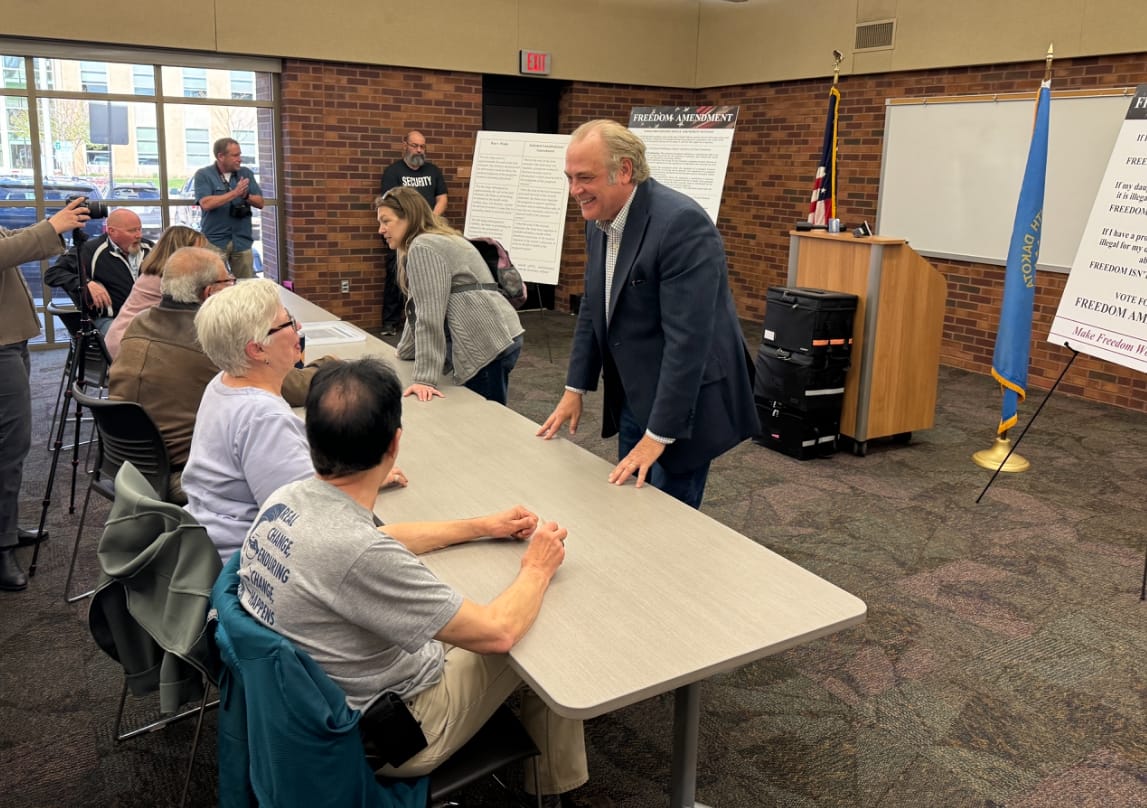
[212,555,428,808]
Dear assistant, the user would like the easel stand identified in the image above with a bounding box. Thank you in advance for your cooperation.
[29,231,107,578]
[975,344,1079,505]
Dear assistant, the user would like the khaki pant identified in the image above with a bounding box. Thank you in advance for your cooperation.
[209,241,255,279]
[379,647,588,796]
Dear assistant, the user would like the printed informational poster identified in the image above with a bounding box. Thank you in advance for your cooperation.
[628,106,739,223]
[464,131,572,285]
[1048,85,1147,372]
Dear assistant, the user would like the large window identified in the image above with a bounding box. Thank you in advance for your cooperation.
[0,46,281,346]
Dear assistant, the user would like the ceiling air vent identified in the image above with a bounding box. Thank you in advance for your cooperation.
[855,19,895,52]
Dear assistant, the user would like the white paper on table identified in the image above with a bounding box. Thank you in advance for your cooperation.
[299,321,367,346]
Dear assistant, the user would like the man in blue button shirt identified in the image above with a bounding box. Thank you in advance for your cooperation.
[193,138,263,279]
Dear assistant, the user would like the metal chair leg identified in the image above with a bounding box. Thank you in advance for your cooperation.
[111,676,217,808]
[179,682,214,808]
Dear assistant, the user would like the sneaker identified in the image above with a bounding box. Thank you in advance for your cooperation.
[380,326,398,337]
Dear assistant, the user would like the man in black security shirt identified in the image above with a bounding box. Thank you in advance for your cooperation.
[378,130,448,335]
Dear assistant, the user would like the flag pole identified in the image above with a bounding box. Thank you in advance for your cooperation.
[804,51,843,228]
[972,44,1054,474]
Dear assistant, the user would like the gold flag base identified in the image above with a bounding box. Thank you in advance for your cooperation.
[972,437,1030,473]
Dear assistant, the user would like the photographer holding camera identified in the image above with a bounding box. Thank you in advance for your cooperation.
[1,197,90,590]
[193,137,264,279]
[45,207,153,335]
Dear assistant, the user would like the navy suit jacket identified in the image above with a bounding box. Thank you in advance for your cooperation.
[566,178,758,473]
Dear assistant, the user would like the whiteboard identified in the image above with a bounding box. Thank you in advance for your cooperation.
[877,90,1133,271]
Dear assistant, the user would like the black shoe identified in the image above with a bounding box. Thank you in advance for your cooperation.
[0,548,28,592]
[16,528,48,547]
[380,326,398,337]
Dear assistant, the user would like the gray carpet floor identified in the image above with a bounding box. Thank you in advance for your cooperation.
[3,308,1147,807]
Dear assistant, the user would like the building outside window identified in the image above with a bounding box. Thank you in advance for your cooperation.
[132,65,155,96]
[182,67,207,98]
[231,72,254,100]
[185,127,210,166]
[79,60,108,93]
[136,126,158,165]
[0,44,281,346]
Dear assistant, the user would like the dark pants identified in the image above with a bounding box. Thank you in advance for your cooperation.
[618,400,710,510]
[0,342,32,549]
[463,337,523,406]
[382,251,404,330]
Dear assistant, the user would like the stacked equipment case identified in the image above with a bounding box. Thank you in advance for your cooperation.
[753,287,858,459]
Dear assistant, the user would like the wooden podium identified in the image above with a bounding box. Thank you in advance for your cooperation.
[787,231,947,455]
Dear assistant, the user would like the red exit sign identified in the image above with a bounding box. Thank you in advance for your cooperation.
[519,50,551,76]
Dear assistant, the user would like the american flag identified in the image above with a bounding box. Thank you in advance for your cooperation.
[808,85,841,227]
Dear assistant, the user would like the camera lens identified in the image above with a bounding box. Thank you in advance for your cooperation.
[65,194,108,220]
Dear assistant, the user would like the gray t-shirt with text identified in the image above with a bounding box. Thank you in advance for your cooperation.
[237,477,463,710]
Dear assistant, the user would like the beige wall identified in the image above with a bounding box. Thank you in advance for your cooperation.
[697,0,1147,86]
[4,0,1143,86]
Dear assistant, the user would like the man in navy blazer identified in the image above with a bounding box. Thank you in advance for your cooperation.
[538,119,758,508]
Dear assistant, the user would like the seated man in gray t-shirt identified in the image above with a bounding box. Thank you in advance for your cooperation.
[238,358,589,804]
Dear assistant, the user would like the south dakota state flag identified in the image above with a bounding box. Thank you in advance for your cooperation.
[991,80,1051,434]
[808,85,840,226]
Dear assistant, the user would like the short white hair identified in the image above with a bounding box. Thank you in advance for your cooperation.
[194,279,281,375]
[161,247,224,303]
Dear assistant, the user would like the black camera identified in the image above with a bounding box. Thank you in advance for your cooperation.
[65,195,108,219]
[230,201,253,219]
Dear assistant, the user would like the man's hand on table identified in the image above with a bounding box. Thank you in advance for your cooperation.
[521,521,567,578]
[486,505,539,540]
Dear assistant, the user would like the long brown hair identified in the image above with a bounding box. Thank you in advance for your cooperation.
[140,225,208,277]
[373,187,458,294]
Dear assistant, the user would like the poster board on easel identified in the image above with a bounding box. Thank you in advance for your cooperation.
[1048,85,1147,371]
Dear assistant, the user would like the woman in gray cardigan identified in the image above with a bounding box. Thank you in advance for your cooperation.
[375,187,523,405]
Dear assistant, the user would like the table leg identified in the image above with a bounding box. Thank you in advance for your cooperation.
[670,682,712,808]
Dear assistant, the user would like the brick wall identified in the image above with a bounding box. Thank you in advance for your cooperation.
[280,61,482,320]
[703,52,1147,414]
[280,54,1147,415]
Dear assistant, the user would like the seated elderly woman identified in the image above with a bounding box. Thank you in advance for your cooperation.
[181,279,315,561]
[183,278,536,563]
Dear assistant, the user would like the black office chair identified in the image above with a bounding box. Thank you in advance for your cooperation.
[64,384,171,603]
[419,704,542,808]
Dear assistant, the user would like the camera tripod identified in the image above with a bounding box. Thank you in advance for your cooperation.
[29,231,112,578]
